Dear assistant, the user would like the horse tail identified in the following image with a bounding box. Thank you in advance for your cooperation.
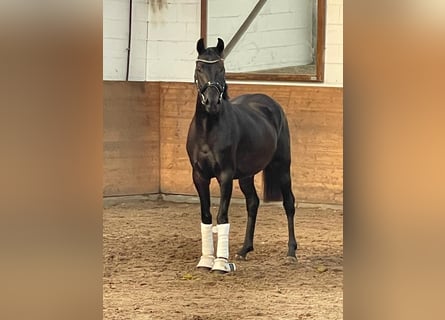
[263,164,283,202]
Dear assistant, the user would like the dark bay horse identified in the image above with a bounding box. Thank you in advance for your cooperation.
[186,38,297,273]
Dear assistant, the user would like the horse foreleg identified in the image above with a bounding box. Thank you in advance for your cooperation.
[212,173,236,273]
[193,170,214,269]
[197,223,215,269]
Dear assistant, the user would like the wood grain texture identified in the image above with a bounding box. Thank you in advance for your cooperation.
[160,83,343,204]
[103,81,342,203]
[103,81,160,196]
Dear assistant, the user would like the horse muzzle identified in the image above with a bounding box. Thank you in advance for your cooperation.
[196,79,225,108]
[204,102,220,115]
[200,86,223,114]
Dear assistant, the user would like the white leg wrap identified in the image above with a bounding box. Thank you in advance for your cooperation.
[197,223,215,269]
[201,223,214,256]
[216,223,230,259]
[211,223,236,273]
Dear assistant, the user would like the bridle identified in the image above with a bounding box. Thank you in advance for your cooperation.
[194,58,226,104]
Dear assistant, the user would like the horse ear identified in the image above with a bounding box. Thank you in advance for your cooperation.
[216,38,224,55]
[197,38,206,55]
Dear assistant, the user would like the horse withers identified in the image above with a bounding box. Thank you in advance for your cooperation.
[186,38,297,273]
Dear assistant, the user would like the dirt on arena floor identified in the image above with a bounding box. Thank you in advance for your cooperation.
[103,197,343,320]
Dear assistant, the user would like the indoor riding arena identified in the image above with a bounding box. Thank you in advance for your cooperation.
[103,0,343,319]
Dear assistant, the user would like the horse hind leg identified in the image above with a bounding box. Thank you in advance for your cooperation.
[235,176,259,260]
[265,157,298,262]
[279,166,298,262]
[268,121,298,262]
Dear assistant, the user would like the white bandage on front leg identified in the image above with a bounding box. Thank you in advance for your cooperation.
[212,223,236,273]
[216,223,230,259]
[197,223,215,269]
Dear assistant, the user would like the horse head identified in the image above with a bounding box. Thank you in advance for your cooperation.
[194,38,227,115]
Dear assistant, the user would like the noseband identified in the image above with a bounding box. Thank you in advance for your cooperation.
[194,58,226,104]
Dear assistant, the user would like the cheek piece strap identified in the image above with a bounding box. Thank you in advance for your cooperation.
[196,80,225,104]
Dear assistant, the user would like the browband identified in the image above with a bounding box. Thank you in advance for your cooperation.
[196,58,224,64]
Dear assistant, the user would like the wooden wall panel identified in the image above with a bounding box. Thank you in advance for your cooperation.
[159,83,194,195]
[228,85,343,204]
[103,80,342,204]
[103,81,160,196]
[159,83,343,204]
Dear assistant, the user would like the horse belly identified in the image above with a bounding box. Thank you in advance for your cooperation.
[235,147,275,178]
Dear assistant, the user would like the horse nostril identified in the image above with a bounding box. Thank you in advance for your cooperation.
[205,98,209,105]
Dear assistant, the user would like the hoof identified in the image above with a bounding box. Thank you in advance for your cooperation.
[285,256,297,264]
[197,255,215,269]
[197,266,212,272]
[235,254,247,261]
[211,258,236,273]
[211,269,227,275]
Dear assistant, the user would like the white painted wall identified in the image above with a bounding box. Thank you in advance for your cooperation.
[146,0,200,81]
[103,0,149,81]
[325,0,343,86]
[103,0,343,87]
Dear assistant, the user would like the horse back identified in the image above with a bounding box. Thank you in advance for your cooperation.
[230,93,285,134]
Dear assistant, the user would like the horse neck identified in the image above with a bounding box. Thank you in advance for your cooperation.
[194,95,231,130]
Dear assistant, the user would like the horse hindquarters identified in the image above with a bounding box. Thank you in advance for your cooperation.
[262,115,291,202]
[263,122,298,259]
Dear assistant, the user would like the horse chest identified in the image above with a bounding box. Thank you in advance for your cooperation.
[189,116,232,176]
[198,144,216,167]
[194,144,220,173]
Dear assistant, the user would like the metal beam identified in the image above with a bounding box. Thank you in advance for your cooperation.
[224,0,268,57]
